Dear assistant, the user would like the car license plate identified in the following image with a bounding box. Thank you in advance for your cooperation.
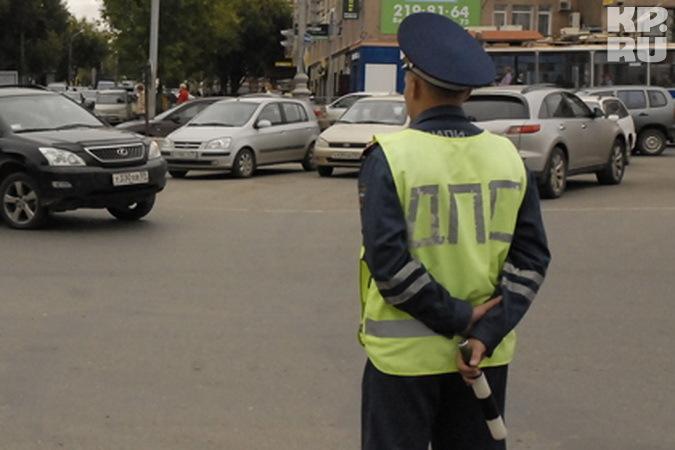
[173,150,198,159]
[333,151,362,160]
[112,171,149,186]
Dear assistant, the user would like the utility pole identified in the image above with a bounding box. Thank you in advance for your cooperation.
[326,9,336,103]
[292,0,311,99]
[68,29,84,88]
[148,0,160,119]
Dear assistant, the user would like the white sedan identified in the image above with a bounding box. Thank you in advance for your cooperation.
[313,96,409,177]
[580,95,636,159]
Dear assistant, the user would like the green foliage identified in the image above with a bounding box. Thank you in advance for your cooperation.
[0,0,110,85]
[0,0,70,81]
[102,0,291,92]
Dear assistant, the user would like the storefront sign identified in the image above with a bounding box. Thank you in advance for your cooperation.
[380,0,480,34]
[343,0,360,20]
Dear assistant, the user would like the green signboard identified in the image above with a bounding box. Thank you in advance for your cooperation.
[380,0,480,34]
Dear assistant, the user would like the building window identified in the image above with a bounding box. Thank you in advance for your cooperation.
[512,5,533,30]
[493,5,507,29]
[538,6,551,36]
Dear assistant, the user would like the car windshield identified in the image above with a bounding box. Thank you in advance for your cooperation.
[463,96,530,121]
[0,94,103,133]
[96,92,127,105]
[337,100,407,125]
[188,101,258,127]
[155,103,183,121]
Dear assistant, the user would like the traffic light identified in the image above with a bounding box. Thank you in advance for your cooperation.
[280,28,296,49]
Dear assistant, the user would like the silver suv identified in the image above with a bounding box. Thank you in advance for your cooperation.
[464,86,626,199]
[578,86,675,156]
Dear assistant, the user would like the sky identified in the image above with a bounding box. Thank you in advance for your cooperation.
[64,0,103,22]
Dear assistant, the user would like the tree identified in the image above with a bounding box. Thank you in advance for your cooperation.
[0,0,71,83]
[101,0,229,86]
[56,18,111,85]
[101,0,291,93]
[212,0,292,94]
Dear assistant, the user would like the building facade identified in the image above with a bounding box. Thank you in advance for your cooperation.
[301,1,675,99]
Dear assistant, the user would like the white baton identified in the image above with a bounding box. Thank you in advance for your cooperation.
[459,340,508,441]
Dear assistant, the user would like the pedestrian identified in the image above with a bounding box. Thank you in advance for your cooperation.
[499,66,513,86]
[177,83,190,104]
[134,83,146,118]
[358,13,551,450]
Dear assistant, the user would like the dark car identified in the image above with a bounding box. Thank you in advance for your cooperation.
[116,97,223,137]
[0,87,167,229]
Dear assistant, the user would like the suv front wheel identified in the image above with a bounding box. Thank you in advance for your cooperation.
[638,128,667,156]
[107,194,156,221]
[0,172,48,229]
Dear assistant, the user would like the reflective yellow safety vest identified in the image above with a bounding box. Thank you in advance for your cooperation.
[359,129,528,376]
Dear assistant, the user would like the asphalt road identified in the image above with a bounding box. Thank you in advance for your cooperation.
[1,152,674,450]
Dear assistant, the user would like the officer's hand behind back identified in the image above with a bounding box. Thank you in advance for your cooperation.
[467,296,501,331]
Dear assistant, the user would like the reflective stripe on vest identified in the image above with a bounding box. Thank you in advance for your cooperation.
[359,129,527,376]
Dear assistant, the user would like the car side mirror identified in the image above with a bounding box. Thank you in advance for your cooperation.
[592,107,605,119]
[256,119,272,129]
[607,114,620,122]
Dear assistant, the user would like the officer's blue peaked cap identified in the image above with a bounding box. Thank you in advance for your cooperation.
[398,12,496,90]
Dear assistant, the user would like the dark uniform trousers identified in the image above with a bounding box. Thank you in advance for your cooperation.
[362,360,508,450]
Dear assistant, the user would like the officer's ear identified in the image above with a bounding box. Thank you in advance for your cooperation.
[405,72,423,101]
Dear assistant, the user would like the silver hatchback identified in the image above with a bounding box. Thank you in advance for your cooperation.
[464,86,627,199]
[163,98,320,178]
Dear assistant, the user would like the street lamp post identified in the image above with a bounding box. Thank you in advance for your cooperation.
[68,29,85,88]
[292,0,311,99]
[148,0,160,119]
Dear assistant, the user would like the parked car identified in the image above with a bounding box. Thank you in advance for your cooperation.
[0,87,167,229]
[313,96,409,177]
[117,97,223,137]
[46,82,67,93]
[96,80,116,91]
[578,86,675,156]
[579,95,636,160]
[94,89,134,125]
[464,86,627,199]
[162,97,320,178]
[316,92,392,129]
[61,90,86,106]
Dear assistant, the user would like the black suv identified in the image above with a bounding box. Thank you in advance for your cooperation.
[0,87,167,229]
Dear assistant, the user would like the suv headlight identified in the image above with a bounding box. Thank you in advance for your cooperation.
[204,137,232,150]
[317,137,329,148]
[147,140,162,159]
[39,147,86,167]
[160,138,174,152]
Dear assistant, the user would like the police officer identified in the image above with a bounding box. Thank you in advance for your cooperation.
[358,13,551,450]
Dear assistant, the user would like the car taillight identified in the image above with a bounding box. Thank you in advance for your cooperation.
[507,124,541,134]
[314,108,325,118]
